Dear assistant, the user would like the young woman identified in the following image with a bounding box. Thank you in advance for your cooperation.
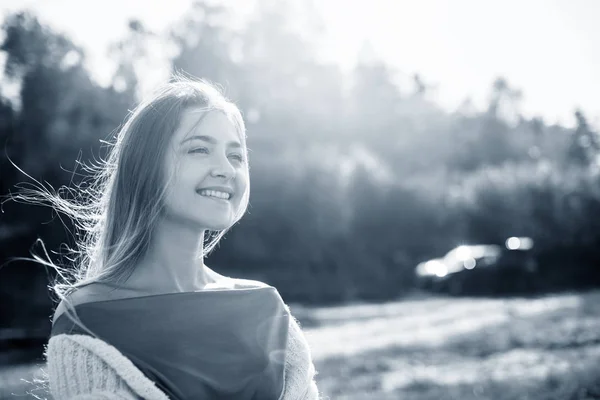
[34,76,320,399]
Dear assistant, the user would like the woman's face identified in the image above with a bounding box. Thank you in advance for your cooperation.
[162,107,249,231]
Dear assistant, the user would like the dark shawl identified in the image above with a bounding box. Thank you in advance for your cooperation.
[51,286,290,400]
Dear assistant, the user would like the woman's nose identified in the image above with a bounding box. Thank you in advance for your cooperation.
[210,154,236,179]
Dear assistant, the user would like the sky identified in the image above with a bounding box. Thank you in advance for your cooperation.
[1,0,598,128]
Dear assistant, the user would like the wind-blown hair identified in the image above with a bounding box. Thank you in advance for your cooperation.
[6,75,250,342]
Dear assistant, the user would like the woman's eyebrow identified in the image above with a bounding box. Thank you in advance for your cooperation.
[180,135,241,148]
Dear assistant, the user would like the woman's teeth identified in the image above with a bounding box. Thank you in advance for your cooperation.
[198,189,231,200]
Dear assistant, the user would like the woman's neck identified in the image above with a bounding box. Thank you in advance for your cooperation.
[125,218,214,293]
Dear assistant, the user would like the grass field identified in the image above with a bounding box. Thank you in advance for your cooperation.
[1,290,600,399]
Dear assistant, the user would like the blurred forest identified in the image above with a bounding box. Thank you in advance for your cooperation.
[0,0,599,331]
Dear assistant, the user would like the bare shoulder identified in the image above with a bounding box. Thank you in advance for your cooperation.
[206,267,270,290]
[231,277,271,289]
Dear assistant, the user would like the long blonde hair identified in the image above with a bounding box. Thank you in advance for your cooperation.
[7,74,250,338]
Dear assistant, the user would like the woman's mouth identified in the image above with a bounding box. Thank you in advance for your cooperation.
[196,189,232,202]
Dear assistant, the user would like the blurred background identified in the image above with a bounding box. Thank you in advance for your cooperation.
[1,0,600,398]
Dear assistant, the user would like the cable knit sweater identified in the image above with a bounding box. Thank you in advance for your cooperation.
[44,297,320,400]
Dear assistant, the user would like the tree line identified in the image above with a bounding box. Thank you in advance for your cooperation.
[1,1,599,311]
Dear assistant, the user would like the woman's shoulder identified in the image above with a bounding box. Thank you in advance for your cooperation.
[207,267,270,290]
[52,287,88,325]
[52,282,136,324]
[231,276,272,289]
[47,333,170,400]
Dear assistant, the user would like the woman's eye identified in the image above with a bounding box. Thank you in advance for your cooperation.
[188,147,209,154]
[188,148,244,163]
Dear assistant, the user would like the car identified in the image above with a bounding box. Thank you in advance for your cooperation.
[415,237,538,295]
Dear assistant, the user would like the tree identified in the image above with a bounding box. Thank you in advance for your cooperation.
[170,1,239,88]
[566,109,600,168]
[487,77,523,123]
[108,19,151,105]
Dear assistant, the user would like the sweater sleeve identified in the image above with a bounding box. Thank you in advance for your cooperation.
[283,311,322,400]
[46,335,141,400]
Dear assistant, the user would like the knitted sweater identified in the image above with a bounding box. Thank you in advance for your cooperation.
[45,298,320,400]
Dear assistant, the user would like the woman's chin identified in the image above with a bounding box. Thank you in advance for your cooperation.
[197,217,234,232]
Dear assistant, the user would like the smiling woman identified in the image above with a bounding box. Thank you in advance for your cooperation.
[162,109,248,236]
[13,74,320,399]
